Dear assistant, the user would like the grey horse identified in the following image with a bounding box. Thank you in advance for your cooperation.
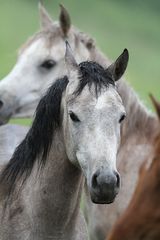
[0,43,128,240]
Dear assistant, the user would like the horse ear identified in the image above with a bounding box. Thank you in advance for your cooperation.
[150,94,160,119]
[39,1,54,30]
[107,49,129,81]
[59,4,71,37]
[65,41,79,79]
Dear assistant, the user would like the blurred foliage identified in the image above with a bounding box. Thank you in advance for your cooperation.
[114,0,160,12]
[0,0,160,125]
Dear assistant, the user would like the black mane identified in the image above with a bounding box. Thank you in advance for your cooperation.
[0,61,115,197]
[0,76,68,196]
[75,61,115,97]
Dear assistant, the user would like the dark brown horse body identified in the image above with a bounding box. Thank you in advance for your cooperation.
[107,95,160,240]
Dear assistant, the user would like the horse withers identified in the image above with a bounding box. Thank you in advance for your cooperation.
[0,43,128,240]
[107,95,160,240]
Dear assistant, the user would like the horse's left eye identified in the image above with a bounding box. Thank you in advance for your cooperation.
[40,60,56,70]
[69,111,80,122]
[119,114,126,123]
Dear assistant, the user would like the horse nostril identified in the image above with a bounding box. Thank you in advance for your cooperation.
[92,170,100,188]
[114,171,120,188]
[0,100,3,109]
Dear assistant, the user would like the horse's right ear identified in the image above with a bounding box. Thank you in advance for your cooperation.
[150,94,160,119]
[65,41,79,81]
[39,1,54,30]
[107,49,129,82]
[59,4,71,37]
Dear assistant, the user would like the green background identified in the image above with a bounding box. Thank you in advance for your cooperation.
[0,0,160,125]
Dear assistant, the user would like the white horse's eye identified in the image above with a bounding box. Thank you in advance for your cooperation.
[119,114,126,123]
[69,111,80,122]
[40,60,57,70]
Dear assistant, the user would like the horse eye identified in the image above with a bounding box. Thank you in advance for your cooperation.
[40,60,56,70]
[119,114,126,123]
[69,111,80,122]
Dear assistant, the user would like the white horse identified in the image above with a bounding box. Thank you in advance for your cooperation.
[0,3,92,164]
[0,4,92,124]
[0,43,128,240]
[0,124,28,165]
[0,3,157,240]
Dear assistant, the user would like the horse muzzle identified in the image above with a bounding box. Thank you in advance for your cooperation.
[90,169,120,204]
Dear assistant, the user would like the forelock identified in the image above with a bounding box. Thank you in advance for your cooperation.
[74,61,115,97]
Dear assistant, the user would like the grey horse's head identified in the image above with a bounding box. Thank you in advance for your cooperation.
[63,43,129,203]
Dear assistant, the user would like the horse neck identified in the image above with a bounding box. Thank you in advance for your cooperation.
[24,129,84,239]
[88,46,158,142]
[117,80,158,142]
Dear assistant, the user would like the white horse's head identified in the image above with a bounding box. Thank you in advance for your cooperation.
[63,43,129,203]
[0,4,92,124]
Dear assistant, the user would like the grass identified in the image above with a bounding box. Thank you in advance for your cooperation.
[0,0,160,125]
[10,118,32,126]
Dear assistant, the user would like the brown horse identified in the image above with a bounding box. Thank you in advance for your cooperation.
[107,95,160,240]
